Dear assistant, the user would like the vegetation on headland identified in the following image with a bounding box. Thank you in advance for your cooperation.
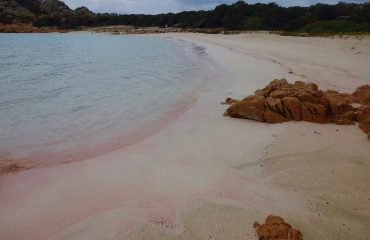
[1,0,370,34]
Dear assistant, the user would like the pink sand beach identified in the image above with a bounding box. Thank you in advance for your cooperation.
[1,32,370,240]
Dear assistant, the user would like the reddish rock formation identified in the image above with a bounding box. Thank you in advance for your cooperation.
[282,97,302,121]
[221,97,239,105]
[357,106,370,139]
[226,95,266,121]
[224,79,370,139]
[254,215,303,240]
[325,90,353,115]
[352,85,370,106]
[301,103,327,123]
[0,23,69,33]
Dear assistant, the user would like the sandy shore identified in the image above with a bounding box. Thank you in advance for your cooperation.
[0,32,369,240]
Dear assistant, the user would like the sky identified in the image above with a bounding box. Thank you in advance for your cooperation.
[63,0,369,14]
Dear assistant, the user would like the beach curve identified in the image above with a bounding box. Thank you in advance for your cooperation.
[0,32,369,240]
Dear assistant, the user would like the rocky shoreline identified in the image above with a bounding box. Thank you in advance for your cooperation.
[0,23,70,33]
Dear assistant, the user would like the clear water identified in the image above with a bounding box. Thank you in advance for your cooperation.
[0,32,209,168]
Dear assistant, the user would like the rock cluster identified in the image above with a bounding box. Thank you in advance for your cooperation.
[0,22,67,33]
[40,0,73,15]
[352,85,370,106]
[254,215,303,240]
[253,216,303,240]
[224,79,370,139]
[353,85,370,137]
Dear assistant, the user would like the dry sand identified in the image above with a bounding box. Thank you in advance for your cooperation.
[0,32,369,240]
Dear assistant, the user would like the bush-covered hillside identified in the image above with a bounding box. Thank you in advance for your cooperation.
[1,0,370,33]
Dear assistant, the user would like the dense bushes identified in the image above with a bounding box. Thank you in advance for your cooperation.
[301,20,370,34]
[2,0,370,33]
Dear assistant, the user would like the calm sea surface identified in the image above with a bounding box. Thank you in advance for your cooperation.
[0,32,213,168]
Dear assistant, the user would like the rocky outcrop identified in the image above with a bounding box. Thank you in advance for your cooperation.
[0,22,30,32]
[352,85,370,106]
[226,95,266,121]
[74,6,94,16]
[0,22,68,32]
[0,0,37,23]
[358,106,370,138]
[254,215,303,240]
[40,0,72,15]
[0,0,95,31]
[224,79,370,139]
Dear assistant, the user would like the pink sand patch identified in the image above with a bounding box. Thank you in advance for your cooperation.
[120,221,139,233]
[143,201,177,227]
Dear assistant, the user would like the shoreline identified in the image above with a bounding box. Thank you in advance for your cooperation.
[0,72,201,174]
[0,33,369,240]
[0,34,211,174]
[3,23,370,38]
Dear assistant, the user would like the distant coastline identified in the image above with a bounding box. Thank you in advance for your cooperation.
[0,22,69,33]
[2,23,370,38]
[1,0,370,35]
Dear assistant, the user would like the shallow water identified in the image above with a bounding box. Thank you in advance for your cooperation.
[0,32,214,168]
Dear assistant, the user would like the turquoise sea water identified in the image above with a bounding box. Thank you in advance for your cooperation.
[0,32,212,167]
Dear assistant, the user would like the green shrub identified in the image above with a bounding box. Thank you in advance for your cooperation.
[300,20,370,33]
